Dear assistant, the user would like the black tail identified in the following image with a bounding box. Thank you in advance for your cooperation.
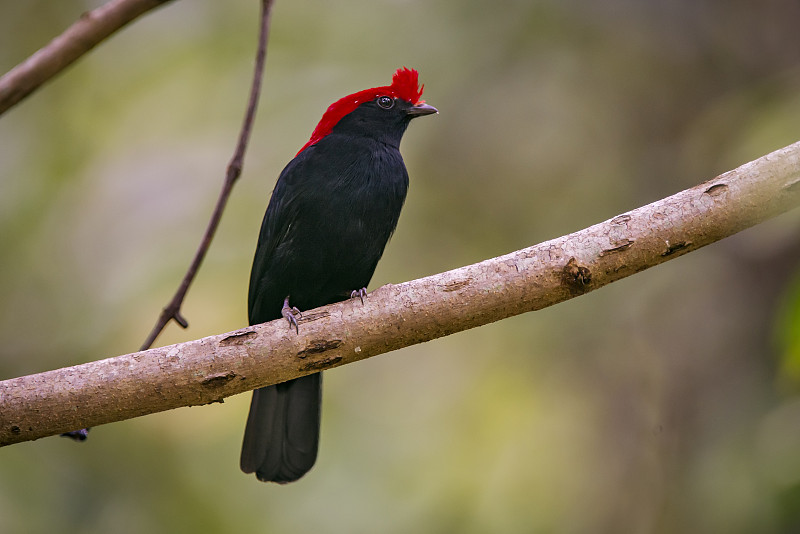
[240,373,322,483]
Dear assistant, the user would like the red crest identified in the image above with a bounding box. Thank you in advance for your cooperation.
[297,68,425,155]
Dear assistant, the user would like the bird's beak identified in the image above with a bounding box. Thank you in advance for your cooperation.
[406,102,438,117]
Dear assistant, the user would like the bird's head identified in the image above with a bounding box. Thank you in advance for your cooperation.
[297,67,437,155]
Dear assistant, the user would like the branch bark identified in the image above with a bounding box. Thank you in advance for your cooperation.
[2,141,799,446]
[0,0,173,116]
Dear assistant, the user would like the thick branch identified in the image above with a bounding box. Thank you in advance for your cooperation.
[0,0,173,116]
[2,141,799,446]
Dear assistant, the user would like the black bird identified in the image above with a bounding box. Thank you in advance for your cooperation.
[241,68,437,483]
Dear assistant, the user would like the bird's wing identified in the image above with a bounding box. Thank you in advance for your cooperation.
[247,147,327,324]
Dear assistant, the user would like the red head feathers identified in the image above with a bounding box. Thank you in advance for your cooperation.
[296,67,425,155]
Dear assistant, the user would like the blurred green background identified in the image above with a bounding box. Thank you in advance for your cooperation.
[2,0,800,532]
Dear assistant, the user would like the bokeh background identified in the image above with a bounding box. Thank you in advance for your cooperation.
[2,0,800,532]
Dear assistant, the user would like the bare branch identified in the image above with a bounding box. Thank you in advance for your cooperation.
[139,0,275,352]
[60,0,275,441]
[2,140,799,446]
[0,0,174,116]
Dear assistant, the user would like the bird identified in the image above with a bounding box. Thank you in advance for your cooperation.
[240,67,437,483]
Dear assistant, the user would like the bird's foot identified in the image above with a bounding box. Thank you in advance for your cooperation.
[281,296,302,334]
[350,287,368,305]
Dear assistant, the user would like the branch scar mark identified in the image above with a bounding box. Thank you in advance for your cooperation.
[704,183,728,196]
[438,278,472,292]
[297,311,330,324]
[297,339,343,359]
[219,330,257,346]
[201,371,237,388]
[299,355,343,372]
[600,239,634,256]
[661,240,693,256]
[784,178,800,193]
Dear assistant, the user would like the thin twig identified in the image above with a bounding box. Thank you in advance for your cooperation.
[139,0,275,352]
[60,0,275,441]
[0,0,174,116]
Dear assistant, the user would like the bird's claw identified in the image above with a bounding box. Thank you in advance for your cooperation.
[281,296,302,334]
[350,287,368,305]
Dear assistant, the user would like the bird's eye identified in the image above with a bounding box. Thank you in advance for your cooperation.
[377,96,394,109]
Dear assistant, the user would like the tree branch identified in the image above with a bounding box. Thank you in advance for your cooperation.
[2,140,799,446]
[0,0,174,116]
[138,0,275,352]
[59,0,275,441]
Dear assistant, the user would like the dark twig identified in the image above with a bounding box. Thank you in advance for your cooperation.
[0,0,174,116]
[62,0,275,440]
[139,0,275,352]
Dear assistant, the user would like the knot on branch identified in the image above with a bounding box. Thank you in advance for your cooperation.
[562,257,592,295]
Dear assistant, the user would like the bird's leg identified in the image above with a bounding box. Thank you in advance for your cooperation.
[281,296,302,334]
[350,287,368,305]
